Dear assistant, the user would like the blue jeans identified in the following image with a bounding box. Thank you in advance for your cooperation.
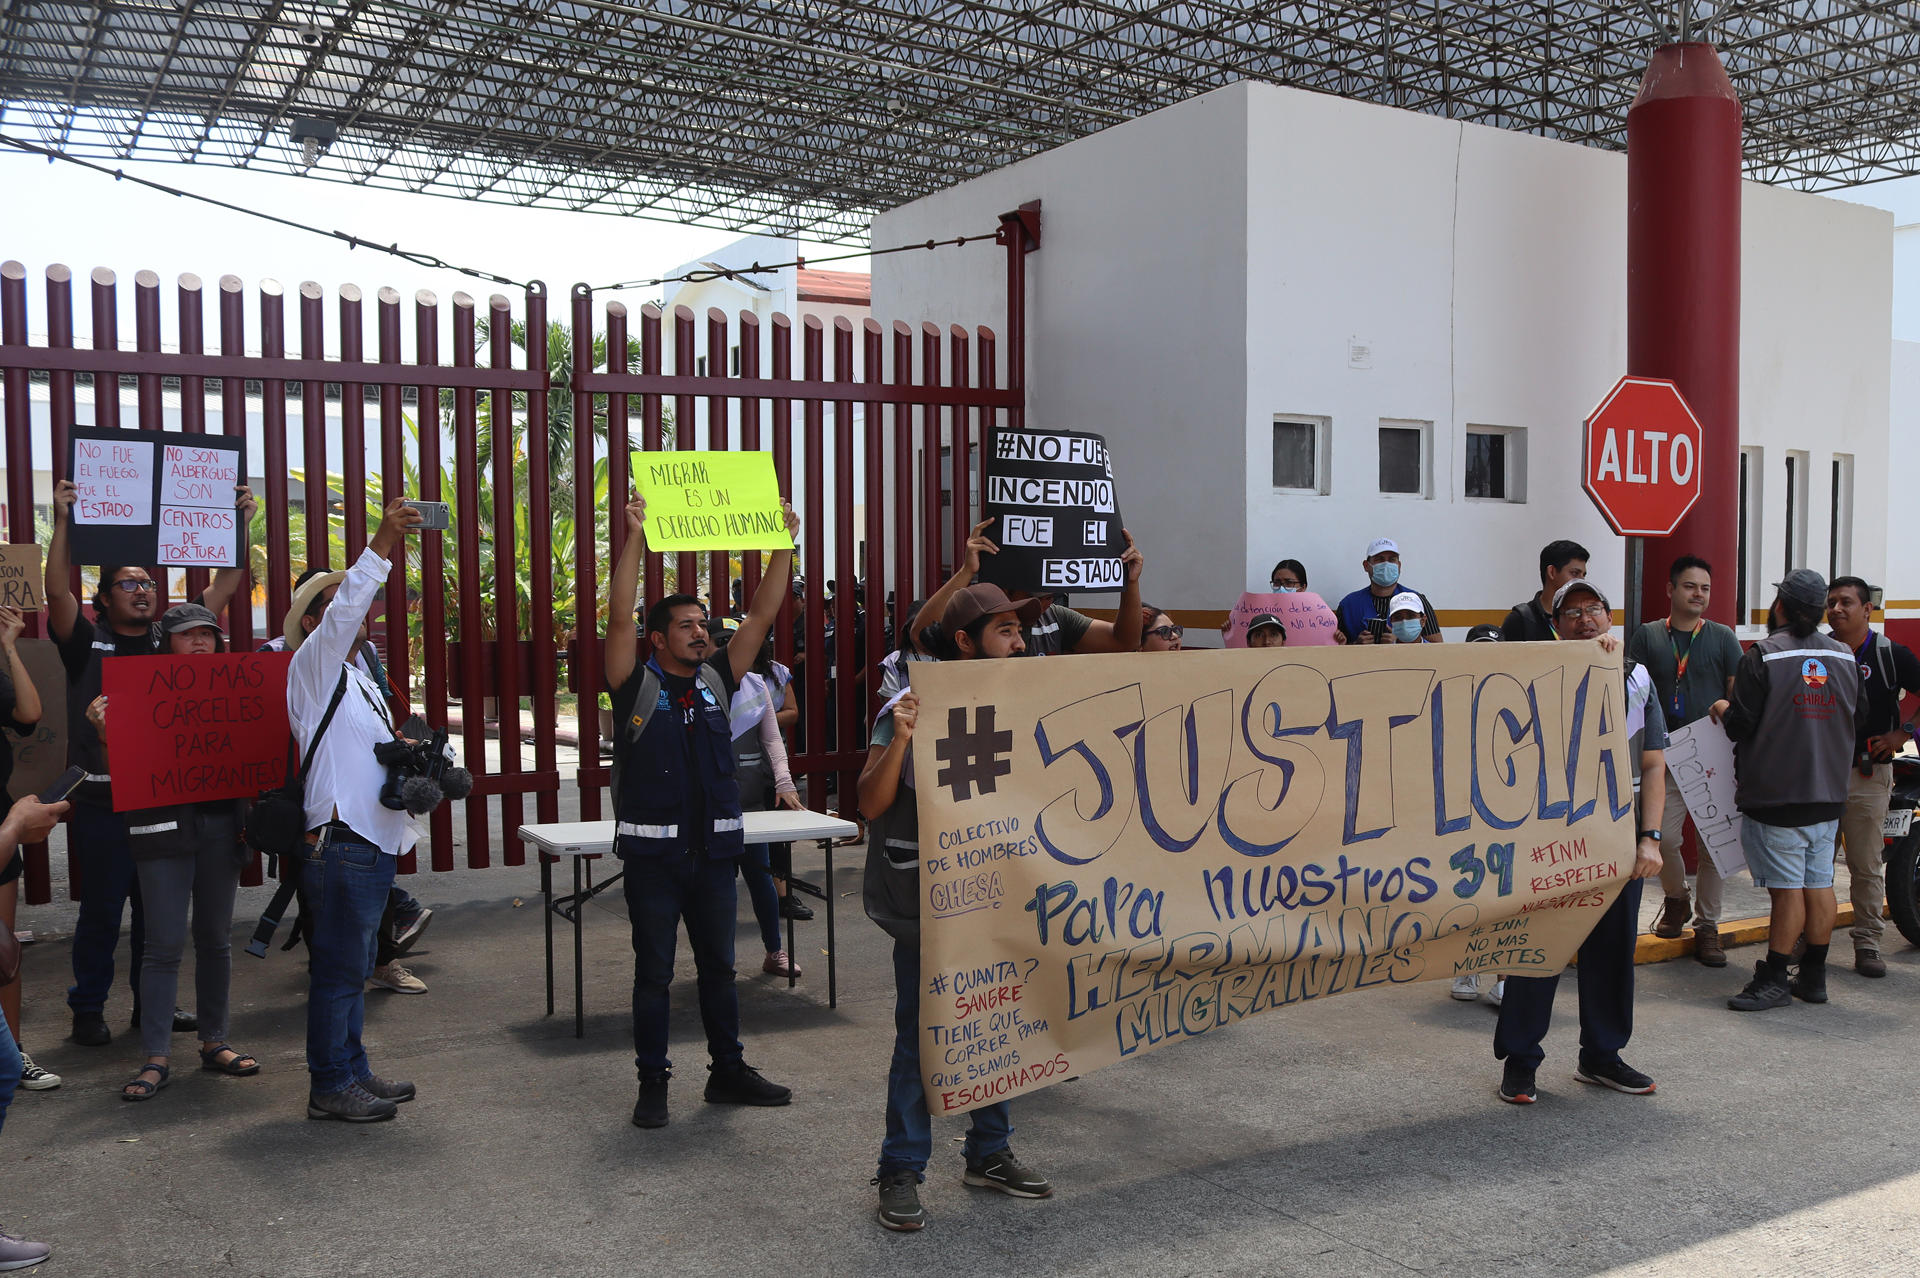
[622,850,744,1078]
[879,935,1011,1178]
[0,1003,19,1137]
[302,834,397,1093]
[66,802,145,1017]
[738,844,783,954]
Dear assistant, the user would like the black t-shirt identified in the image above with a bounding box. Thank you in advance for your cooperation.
[56,611,164,805]
[1500,598,1555,643]
[1852,631,1920,755]
[609,651,740,850]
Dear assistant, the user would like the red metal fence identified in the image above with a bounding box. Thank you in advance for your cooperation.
[0,236,1027,902]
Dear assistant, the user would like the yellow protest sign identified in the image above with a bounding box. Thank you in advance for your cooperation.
[907,641,1636,1114]
[631,451,792,551]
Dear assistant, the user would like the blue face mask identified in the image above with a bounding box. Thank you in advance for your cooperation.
[1370,560,1401,588]
[1391,618,1423,644]
[1273,585,1299,594]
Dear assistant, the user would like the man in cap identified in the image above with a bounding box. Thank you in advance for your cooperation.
[42,475,256,1047]
[909,518,1146,658]
[1723,569,1868,1011]
[1335,539,1440,645]
[1494,578,1667,1104]
[1245,613,1286,649]
[284,499,426,1122]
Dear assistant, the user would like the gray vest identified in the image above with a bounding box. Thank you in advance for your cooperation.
[1733,630,1861,811]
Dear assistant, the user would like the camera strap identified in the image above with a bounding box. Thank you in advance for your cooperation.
[298,669,353,784]
[246,669,353,959]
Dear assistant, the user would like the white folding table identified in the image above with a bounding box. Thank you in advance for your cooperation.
[517,809,858,1037]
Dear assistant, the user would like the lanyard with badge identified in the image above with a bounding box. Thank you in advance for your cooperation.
[1667,620,1702,718]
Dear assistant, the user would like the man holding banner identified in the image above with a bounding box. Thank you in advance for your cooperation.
[43,475,256,1049]
[1493,579,1667,1105]
[604,488,801,1130]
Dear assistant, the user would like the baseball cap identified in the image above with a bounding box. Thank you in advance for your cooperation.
[1387,590,1423,617]
[1246,613,1285,637]
[1465,624,1504,643]
[1551,579,1610,613]
[159,602,225,636]
[1365,537,1399,558]
[942,583,1048,633]
[1774,568,1828,611]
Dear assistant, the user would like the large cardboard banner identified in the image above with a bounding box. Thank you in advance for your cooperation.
[977,429,1128,595]
[5,639,66,802]
[67,427,247,568]
[101,652,293,811]
[911,641,1635,1115]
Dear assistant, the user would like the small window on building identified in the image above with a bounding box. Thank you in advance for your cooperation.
[730,345,741,376]
[696,355,709,378]
[1378,420,1431,498]
[1271,416,1330,494]
[1465,425,1527,502]
[1785,450,1809,572]
[1830,454,1854,581]
[1738,446,1762,623]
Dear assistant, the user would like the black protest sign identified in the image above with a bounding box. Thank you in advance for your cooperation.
[67,427,247,569]
[977,429,1127,594]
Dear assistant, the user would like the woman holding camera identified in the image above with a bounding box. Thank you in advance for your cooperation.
[91,603,257,1100]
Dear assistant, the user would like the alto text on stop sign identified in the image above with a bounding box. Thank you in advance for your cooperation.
[1590,425,1696,487]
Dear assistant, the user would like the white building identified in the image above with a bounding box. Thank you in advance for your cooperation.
[871,80,1895,639]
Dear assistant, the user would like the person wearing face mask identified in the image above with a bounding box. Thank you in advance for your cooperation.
[1268,560,1310,593]
[1380,593,1430,645]
[1335,538,1440,645]
[88,605,258,1101]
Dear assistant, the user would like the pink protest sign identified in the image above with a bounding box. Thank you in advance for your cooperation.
[1224,592,1340,647]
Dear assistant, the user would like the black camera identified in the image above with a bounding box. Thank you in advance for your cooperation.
[375,721,474,815]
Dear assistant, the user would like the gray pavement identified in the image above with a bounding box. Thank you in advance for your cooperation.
[6,809,1920,1278]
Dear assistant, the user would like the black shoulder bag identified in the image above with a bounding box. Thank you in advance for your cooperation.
[244,669,349,860]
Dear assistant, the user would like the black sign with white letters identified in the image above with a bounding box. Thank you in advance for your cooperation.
[977,429,1127,595]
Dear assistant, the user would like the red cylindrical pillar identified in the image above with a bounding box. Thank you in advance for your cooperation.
[1628,43,1742,626]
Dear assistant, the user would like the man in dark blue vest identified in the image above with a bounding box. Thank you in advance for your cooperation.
[604,491,801,1129]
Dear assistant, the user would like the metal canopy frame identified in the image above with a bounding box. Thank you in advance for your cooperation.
[3,1,1917,242]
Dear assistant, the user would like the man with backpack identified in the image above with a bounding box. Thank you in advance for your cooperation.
[603,492,801,1130]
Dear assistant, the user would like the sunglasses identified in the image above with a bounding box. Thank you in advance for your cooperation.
[110,579,157,594]
[1147,624,1183,640]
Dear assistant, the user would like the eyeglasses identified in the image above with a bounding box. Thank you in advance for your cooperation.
[1270,579,1302,590]
[110,579,157,594]
[1557,603,1610,622]
[1147,625,1183,640]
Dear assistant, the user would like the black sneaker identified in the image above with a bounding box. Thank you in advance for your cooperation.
[1791,963,1829,1004]
[1728,961,1793,1011]
[704,1063,792,1107]
[962,1148,1052,1198]
[70,1012,110,1047]
[1574,1057,1655,1094]
[873,1170,927,1231]
[778,896,814,922]
[359,1075,417,1103]
[632,1075,669,1128]
[307,1083,398,1123]
[1497,1061,1537,1105]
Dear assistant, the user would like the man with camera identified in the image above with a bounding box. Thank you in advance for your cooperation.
[283,499,426,1122]
[604,492,801,1129]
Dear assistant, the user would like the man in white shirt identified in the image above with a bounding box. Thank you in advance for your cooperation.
[284,499,424,1123]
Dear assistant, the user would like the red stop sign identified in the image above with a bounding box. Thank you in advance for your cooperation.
[1582,376,1704,537]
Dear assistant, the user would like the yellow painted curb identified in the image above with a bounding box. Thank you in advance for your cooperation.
[1634,904,1863,964]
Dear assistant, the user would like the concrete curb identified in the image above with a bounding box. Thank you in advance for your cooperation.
[1634,903,1865,963]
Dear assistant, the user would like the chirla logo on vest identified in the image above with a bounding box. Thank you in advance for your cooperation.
[1801,658,1828,688]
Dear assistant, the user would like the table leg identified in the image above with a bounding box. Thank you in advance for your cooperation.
[785,876,797,991]
[542,855,554,1017]
[573,856,586,1039]
[822,838,837,1009]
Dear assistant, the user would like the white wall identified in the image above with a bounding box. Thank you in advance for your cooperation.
[871,87,1250,613]
[875,80,1894,633]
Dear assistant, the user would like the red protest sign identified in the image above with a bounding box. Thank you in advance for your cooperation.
[1223,592,1341,647]
[101,652,293,812]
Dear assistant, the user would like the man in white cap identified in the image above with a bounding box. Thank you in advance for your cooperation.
[1334,538,1440,645]
[283,498,425,1122]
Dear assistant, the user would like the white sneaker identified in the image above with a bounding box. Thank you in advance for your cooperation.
[368,962,428,994]
[1486,978,1506,1008]
[17,1050,61,1090]
[1450,974,1481,1001]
